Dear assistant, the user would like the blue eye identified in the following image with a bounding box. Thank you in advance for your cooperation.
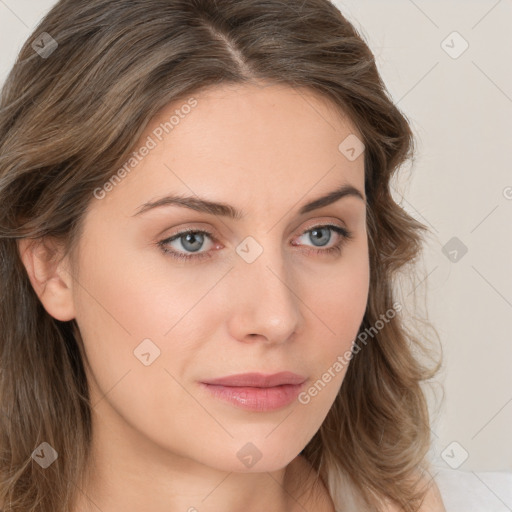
[157,224,353,262]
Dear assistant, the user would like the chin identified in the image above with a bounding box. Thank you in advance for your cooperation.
[204,442,301,474]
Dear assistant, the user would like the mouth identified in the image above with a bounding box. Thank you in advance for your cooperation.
[200,372,307,412]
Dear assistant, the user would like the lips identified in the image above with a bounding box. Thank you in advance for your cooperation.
[201,371,307,388]
[200,371,308,412]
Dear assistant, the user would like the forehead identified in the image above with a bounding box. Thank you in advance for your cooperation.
[150,81,361,154]
[89,81,365,220]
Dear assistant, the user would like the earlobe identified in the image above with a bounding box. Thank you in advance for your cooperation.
[17,237,76,322]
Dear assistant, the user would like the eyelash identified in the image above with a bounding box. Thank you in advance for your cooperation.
[157,224,353,262]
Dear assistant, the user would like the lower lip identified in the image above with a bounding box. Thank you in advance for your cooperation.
[200,382,305,412]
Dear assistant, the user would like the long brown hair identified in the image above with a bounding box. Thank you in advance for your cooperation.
[0,1,442,510]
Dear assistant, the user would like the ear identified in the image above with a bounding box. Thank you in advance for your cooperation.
[17,237,76,322]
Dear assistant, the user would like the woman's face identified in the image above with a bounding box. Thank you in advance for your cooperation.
[68,82,369,473]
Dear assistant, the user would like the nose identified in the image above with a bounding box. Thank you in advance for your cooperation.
[226,250,303,345]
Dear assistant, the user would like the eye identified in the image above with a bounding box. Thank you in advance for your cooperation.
[157,224,353,262]
[158,228,216,261]
[293,224,353,256]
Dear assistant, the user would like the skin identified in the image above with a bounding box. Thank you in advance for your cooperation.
[18,81,444,511]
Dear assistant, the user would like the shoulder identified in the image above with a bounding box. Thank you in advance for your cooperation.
[382,471,446,512]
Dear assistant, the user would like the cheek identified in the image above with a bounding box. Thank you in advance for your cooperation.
[73,230,207,342]
[311,243,370,341]
[70,237,187,395]
[71,242,209,454]
[71,233,224,416]
[300,243,369,395]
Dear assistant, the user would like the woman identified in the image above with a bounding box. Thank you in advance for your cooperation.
[0,1,445,510]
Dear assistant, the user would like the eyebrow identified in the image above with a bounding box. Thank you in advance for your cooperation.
[132,183,365,219]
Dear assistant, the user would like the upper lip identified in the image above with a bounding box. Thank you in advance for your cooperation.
[202,372,307,388]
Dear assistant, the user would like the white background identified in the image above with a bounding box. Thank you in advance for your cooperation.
[333,0,512,476]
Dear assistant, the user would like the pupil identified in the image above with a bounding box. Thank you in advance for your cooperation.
[183,233,203,252]
[311,228,330,246]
